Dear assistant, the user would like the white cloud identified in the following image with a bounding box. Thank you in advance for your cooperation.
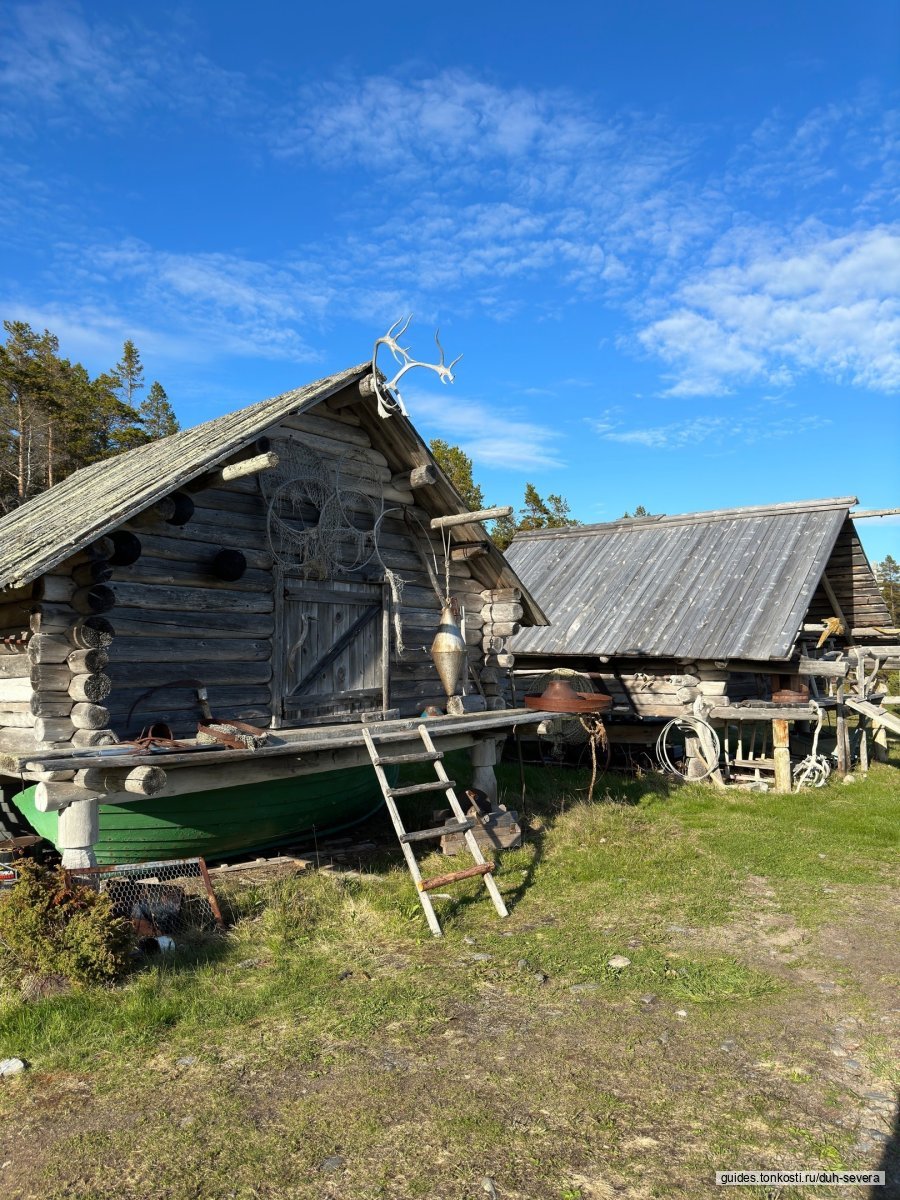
[637,224,900,396]
[407,389,564,470]
[590,408,831,451]
[0,0,251,131]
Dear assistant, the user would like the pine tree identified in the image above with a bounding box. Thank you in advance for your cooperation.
[140,381,179,440]
[492,483,580,550]
[429,439,484,510]
[622,504,652,518]
[877,555,900,625]
[113,339,144,406]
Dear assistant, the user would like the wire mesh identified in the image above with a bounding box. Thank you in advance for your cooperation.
[65,857,223,941]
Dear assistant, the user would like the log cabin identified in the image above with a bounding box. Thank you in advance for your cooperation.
[0,362,549,865]
[506,498,897,785]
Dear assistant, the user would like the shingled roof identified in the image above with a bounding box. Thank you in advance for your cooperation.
[0,364,369,591]
[507,497,884,662]
[0,364,546,627]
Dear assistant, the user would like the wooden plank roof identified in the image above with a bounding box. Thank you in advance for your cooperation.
[506,497,863,662]
[0,364,370,590]
[0,364,547,625]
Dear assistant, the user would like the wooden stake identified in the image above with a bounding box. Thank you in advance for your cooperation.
[772,718,791,792]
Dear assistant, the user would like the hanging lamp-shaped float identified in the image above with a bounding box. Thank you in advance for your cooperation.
[430,598,467,699]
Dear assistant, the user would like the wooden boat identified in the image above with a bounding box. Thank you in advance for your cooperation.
[0,358,549,868]
[10,763,396,865]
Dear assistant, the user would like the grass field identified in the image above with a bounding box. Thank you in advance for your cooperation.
[0,749,897,1199]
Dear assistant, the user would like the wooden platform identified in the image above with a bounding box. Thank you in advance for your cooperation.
[1,707,554,779]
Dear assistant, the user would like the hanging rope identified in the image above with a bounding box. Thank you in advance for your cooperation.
[578,714,610,803]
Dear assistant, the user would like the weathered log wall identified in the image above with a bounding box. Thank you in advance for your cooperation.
[513,656,772,718]
[1,398,509,750]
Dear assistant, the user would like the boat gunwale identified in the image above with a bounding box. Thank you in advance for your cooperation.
[4,708,556,777]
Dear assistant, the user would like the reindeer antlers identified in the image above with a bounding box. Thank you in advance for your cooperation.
[371,316,463,418]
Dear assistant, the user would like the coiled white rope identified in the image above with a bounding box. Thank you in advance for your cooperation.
[655,715,722,781]
[792,701,832,790]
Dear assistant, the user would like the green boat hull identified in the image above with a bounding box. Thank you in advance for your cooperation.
[11,765,393,865]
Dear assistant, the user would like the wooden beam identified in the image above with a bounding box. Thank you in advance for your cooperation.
[450,544,489,561]
[214,452,279,484]
[430,506,513,530]
[820,573,852,643]
[851,507,900,519]
[392,464,438,490]
[797,657,849,678]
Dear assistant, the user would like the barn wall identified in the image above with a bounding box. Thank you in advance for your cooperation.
[805,519,892,631]
[513,654,772,718]
[0,582,35,750]
[3,401,519,750]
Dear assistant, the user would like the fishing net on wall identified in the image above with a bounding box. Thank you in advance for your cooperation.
[524,668,598,754]
[261,441,406,653]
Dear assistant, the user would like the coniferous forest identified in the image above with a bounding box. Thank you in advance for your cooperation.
[0,321,179,515]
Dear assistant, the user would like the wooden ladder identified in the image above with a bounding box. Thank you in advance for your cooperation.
[361,723,509,937]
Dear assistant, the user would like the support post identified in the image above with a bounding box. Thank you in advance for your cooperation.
[836,683,850,775]
[772,718,792,793]
[469,737,501,806]
[873,723,889,763]
[57,798,99,869]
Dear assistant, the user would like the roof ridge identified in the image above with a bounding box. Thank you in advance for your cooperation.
[513,496,858,541]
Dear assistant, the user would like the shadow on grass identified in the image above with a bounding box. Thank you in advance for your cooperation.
[873,1100,900,1198]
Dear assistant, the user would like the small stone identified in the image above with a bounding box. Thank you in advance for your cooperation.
[863,1129,889,1146]
[517,958,530,970]
[467,953,492,963]
[675,1008,688,1018]
[658,1031,670,1044]
[844,1058,862,1071]
[570,983,600,994]
[235,959,259,970]
[338,970,353,981]
[481,1178,498,1198]
[607,955,631,970]
[830,1047,848,1058]
[533,972,548,984]
[320,1155,346,1173]
[720,1039,737,1052]
[864,1091,893,1105]
[842,775,855,785]
[176,1056,197,1067]
[0,1059,26,1078]
[463,936,476,945]
[639,994,657,1005]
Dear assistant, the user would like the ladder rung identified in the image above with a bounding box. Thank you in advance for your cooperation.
[374,750,443,767]
[418,862,495,892]
[400,819,474,844]
[387,779,455,798]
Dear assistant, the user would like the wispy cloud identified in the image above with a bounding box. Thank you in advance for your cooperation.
[589,408,832,450]
[408,389,565,470]
[636,223,900,395]
[2,12,898,406]
[0,0,252,132]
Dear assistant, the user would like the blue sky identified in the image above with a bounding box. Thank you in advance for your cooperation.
[1,0,898,562]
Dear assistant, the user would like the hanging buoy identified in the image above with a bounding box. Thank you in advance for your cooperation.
[431,599,467,699]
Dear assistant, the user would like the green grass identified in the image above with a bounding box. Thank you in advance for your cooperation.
[0,750,897,1199]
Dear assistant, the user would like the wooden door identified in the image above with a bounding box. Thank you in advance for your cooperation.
[274,577,390,726]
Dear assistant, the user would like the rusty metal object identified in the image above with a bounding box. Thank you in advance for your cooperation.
[430,599,467,698]
[524,679,612,714]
